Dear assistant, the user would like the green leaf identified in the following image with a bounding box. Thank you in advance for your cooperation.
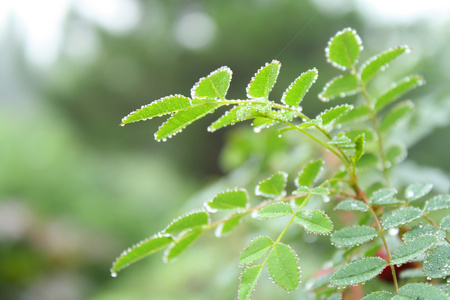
[294,209,333,235]
[352,134,365,164]
[391,234,437,265]
[247,60,281,99]
[405,183,433,202]
[393,283,448,300]
[281,68,318,107]
[331,225,377,247]
[267,243,300,291]
[326,27,363,70]
[257,202,293,219]
[369,188,397,205]
[164,229,203,262]
[294,186,310,195]
[440,215,450,230]
[381,207,423,229]
[345,128,374,142]
[111,234,173,275]
[360,46,410,83]
[207,188,249,211]
[239,265,263,300]
[255,172,288,198]
[310,187,330,195]
[208,105,242,132]
[319,74,359,102]
[317,104,353,126]
[335,200,368,212]
[215,214,243,237]
[402,224,445,242]
[330,257,387,287]
[328,133,352,146]
[424,194,450,212]
[337,105,371,123]
[380,100,415,133]
[423,245,450,278]
[252,117,276,131]
[375,75,424,111]
[164,211,209,234]
[296,159,324,188]
[191,66,232,99]
[361,291,393,300]
[156,99,221,141]
[121,95,191,126]
[385,143,407,166]
[239,236,274,265]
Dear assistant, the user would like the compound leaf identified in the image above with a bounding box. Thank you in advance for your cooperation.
[380,100,415,133]
[239,265,264,300]
[423,245,450,278]
[391,234,437,266]
[296,159,324,188]
[335,200,368,212]
[405,183,433,202]
[191,66,232,99]
[207,188,249,211]
[369,188,397,205]
[317,104,353,127]
[257,202,293,219]
[247,60,281,99]
[360,46,410,83]
[255,171,288,198]
[326,27,363,70]
[111,234,173,275]
[393,283,448,300]
[375,75,424,111]
[331,225,377,247]
[164,229,203,262]
[424,194,450,212]
[121,95,191,126]
[239,236,274,265]
[267,243,300,291]
[381,207,423,229]
[330,257,387,287]
[294,209,333,235]
[281,68,318,107]
[156,99,221,140]
[164,211,209,234]
[319,74,359,102]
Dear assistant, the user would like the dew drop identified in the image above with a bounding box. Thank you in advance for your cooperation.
[111,272,117,278]
[253,127,261,133]
[388,228,399,236]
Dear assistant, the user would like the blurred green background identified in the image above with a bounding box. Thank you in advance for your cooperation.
[1,0,449,299]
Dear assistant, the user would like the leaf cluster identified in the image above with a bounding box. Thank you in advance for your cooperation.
[113,28,449,299]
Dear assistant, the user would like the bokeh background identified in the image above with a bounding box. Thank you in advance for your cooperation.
[1,0,449,299]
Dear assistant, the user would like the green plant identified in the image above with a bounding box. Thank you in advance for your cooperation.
[112,28,450,299]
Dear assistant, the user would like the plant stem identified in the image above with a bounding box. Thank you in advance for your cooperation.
[351,181,399,293]
[360,85,391,186]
